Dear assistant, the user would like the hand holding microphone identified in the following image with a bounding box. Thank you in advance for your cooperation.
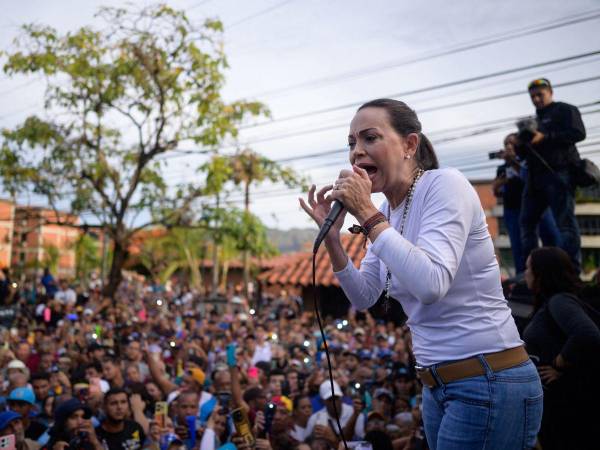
[300,166,376,253]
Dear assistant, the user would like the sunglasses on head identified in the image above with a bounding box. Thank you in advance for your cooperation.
[528,79,551,90]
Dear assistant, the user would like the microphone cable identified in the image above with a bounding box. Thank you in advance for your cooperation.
[312,249,349,450]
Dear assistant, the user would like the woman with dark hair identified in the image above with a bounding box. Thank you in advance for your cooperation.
[290,395,313,442]
[301,98,542,449]
[523,247,600,450]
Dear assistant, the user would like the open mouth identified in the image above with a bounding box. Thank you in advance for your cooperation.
[357,163,378,178]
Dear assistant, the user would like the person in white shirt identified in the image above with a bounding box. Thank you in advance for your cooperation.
[290,395,313,442]
[55,280,76,308]
[251,325,272,366]
[305,380,364,444]
[300,98,543,450]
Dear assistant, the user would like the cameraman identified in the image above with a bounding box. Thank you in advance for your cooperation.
[517,78,586,272]
[493,133,559,275]
[46,398,102,450]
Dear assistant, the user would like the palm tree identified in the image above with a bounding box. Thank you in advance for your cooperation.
[229,148,305,297]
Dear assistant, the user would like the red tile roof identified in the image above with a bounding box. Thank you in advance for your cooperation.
[258,233,367,287]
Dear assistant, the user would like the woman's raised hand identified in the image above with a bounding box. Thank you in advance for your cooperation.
[299,184,346,234]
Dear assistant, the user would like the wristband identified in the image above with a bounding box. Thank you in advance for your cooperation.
[348,212,387,248]
[363,212,387,235]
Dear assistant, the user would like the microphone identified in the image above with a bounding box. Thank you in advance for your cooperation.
[313,200,344,254]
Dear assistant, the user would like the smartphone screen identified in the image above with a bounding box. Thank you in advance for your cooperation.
[154,401,168,428]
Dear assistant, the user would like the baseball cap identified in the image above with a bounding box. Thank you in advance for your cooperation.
[358,349,372,360]
[374,388,394,402]
[353,327,365,336]
[54,398,91,425]
[271,395,292,413]
[187,368,205,386]
[0,411,21,431]
[319,380,343,400]
[528,78,552,90]
[7,359,28,373]
[8,387,36,405]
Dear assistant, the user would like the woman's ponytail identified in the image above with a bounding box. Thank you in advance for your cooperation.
[416,133,439,170]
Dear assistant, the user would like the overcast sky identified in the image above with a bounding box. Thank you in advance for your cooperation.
[1,0,600,230]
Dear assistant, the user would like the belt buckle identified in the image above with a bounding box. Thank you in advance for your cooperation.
[415,364,438,388]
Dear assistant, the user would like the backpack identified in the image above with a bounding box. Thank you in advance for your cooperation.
[571,158,600,187]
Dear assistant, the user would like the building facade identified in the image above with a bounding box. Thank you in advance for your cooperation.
[471,180,600,275]
[9,206,80,279]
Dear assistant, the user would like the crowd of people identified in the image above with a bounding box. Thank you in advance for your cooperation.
[0,84,598,450]
[0,270,430,450]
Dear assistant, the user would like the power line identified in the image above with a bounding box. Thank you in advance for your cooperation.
[230,75,600,146]
[203,145,600,206]
[244,50,600,128]
[0,77,42,97]
[228,0,295,29]
[161,73,600,165]
[248,8,600,98]
[160,102,600,181]
[186,0,213,11]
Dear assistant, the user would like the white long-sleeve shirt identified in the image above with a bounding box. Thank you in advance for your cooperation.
[305,403,365,441]
[335,168,522,366]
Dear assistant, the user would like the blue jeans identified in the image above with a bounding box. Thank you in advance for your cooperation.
[422,358,543,450]
[520,170,581,272]
[504,208,525,274]
[505,207,560,274]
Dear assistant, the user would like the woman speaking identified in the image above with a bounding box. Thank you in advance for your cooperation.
[300,98,543,450]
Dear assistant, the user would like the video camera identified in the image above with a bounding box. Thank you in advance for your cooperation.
[488,150,505,160]
[516,117,538,143]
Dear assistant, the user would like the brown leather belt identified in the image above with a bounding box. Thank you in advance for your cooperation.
[416,346,529,388]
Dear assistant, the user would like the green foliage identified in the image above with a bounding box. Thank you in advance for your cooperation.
[0,2,267,224]
[74,233,101,283]
[42,244,60,274]
[199,206,276,256]
[0,4,268,295]
[229,148,308,193]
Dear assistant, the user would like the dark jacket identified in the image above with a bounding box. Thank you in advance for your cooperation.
[519,101,586,179]
[523,293,600,366]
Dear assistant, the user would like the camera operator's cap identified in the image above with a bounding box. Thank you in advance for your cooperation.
[319,380,343,400]
[528,78,552,90]
[8,387,35,405]
[0,411,21,432]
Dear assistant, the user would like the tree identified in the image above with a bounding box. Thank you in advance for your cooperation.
[42,244,60,275]
[200,154,234,296]
[0,4,266,297]
[157,227,207,292]
[229,148,305,297]
[74,233,102,285]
